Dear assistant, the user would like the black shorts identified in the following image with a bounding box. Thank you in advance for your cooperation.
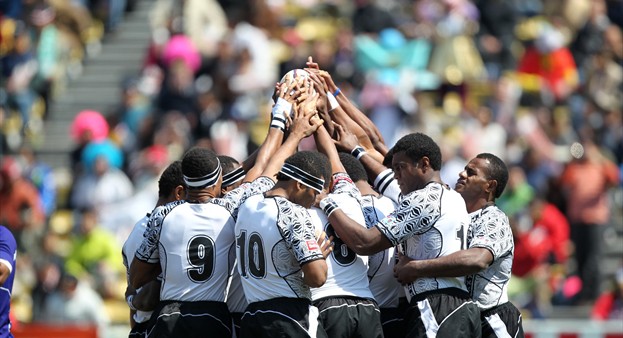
[481,302,524,338]
[241,297,327,338]
[129,319,152,338]
[379,297,408,338]
[406,288,481,338]
[146,300,232,338]
[231,312,242,338]
[314,296,383,338]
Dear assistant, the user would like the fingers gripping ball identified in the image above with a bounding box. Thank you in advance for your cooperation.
[280,69,316,95]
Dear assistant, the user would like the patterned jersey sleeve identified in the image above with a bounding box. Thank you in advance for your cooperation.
[212,176,275,220]
[135,201,184,263]
[468,207,514,261]
[373,169,401,204]
[375,184,443,246]
[277,201,325,265]
[330,172,362,201]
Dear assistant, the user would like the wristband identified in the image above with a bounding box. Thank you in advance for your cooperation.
[350,146,367,160]
[272,97,292,118]
[270,114,286,132]
[326,91,339,111]
[319,197,340,217]
[333,88,341,97]
[126,294,137,311]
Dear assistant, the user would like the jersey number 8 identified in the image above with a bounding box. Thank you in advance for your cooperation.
[326,223,357,266]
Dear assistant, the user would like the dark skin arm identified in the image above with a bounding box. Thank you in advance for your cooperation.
[325,209,393,256]
[261,87,323,179]
[315,124,345,176]
[301,230,334,287]
[333,122,389,181]
[245,79,306,182]
[132,280,161,311]
[129,259,161,290]
[306,57,388,156]
[393,248,494,284]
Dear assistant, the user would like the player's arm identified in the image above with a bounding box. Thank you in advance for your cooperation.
[320,198,392,255]
[131,280,161,311]
[129,205,173,289]
[261,87,323,179]
[394,248,494,284]
[244,80,304,182]
[0,230,16,285]
[0,261,10,285]
[306,57,387,156]
[129,258,160,290]
[301,260,328,288]
[333,122,389,183]
[314,123,344,175]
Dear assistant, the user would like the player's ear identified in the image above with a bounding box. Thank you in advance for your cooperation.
[486,179,497,198]
[175,185,186,200]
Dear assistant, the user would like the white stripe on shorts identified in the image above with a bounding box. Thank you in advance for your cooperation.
[417,298,439,338]
[485,313,512,338]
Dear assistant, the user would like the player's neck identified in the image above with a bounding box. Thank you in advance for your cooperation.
[186,190,216,203]
[356,180,378,196]
[466,198,495,213]
[265,183,291,200]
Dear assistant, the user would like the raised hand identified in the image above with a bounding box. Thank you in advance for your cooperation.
[289,90,323,138]
[316,230,335,260]
[333,122,361,153]
[393,252,417,285]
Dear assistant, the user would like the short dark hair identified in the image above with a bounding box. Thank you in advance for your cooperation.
[391,133,442,170]
[476,153,509,198]
[218,155,240,175]
[158,161,183,198]
[277,151,331,189]
[382,148,394,167]
[339,152,368,182]
[181,147,220,188]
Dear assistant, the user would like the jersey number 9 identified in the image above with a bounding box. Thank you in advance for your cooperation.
[187,235,216,283]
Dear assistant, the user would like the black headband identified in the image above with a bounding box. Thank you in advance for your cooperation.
[221,167,245,187]
[279,162,324,193]
[183,158,222,189]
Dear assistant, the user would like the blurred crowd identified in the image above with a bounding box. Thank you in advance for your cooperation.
[1,0,622,330]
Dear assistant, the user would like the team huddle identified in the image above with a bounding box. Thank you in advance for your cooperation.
[121,58,524,338]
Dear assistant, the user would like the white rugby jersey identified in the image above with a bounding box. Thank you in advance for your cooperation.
[235,194,325,304]
[226,250,247,313]
[465,205,514,310]
[122,214,152,323]
[375,182,470,301]
[135,177,275,302]
[360,194,401,308]
[309,173,372,301]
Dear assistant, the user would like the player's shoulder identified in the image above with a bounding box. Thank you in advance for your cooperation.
[0,225,16,247]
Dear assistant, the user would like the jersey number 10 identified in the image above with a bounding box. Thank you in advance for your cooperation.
[236,230,267,278]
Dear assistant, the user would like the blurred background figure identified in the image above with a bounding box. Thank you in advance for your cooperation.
[40,273,109,336]
[64,207,124,299]
[559,139,620,303]
[592,266,623,321]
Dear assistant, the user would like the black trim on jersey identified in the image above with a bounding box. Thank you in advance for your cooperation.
[135,201,184,263]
